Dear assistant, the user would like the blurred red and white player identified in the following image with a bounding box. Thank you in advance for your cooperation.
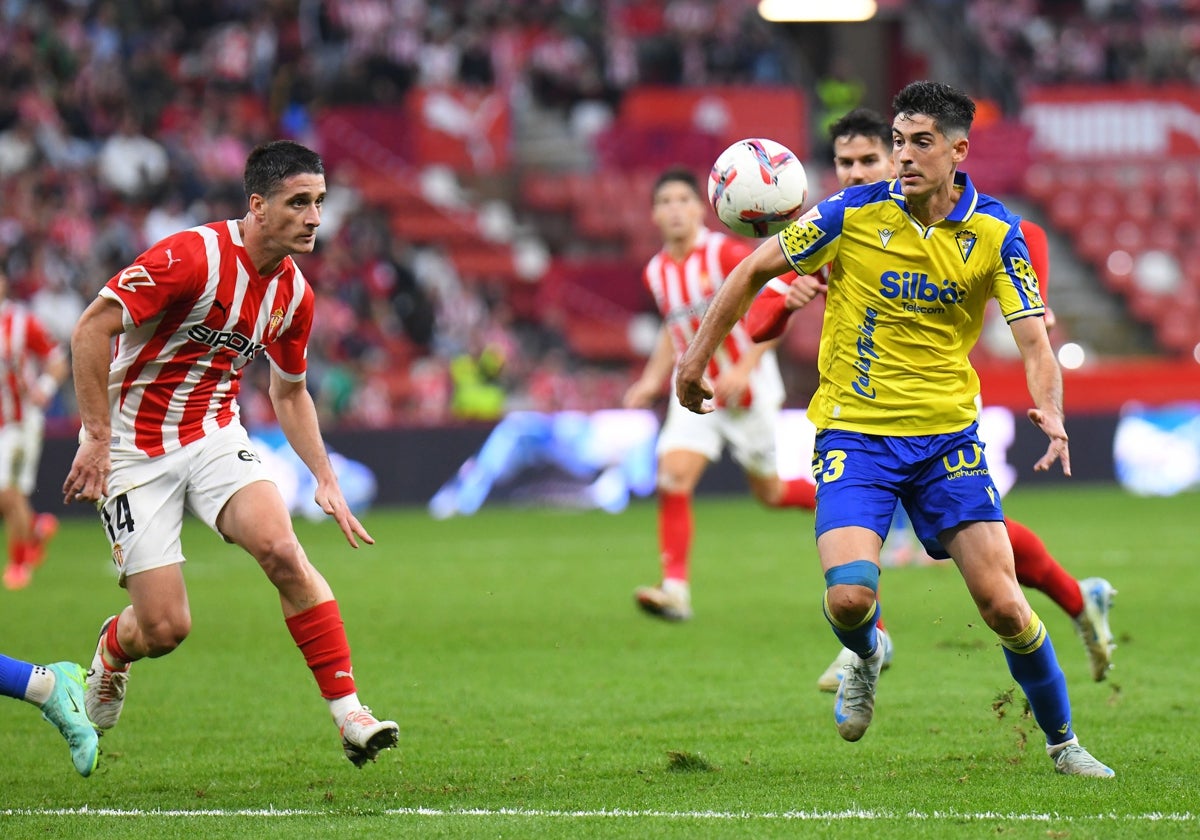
[624,167,817,622]
[63,140,399,767]
[744,109,1117,689]
[0,270,66,591]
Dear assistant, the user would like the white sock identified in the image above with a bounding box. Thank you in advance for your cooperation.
[329,693,362,727]
[25,665,54,706]
[662,578,690,599]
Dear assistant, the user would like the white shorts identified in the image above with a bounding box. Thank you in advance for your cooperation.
[97,422,274,585]
[0,409,44,494]
[656,396,781,477]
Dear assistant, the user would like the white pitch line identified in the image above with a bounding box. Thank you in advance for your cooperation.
[2,807,1197,822]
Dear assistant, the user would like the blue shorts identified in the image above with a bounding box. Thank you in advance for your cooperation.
[811,423,1004,560]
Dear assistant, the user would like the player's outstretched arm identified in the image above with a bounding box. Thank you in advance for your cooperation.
[676,238,792,413]
[269,369,375,548]
[745,273,826,343]
[623,327,675,409]
[1010,315,1071,476]
[63,297,124,504]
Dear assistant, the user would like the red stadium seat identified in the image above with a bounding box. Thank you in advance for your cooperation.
[1047,191,1085,232]
[520,171,573,214]
[1074,224,1114,264]
[1021,162,1057,202]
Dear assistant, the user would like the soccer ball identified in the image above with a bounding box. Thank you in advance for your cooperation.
[707,138,808,237]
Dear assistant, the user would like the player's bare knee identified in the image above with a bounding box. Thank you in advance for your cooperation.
[826,584,875,625]
[254,537,307,587]
[978,595,1029,637]
[142,617,190,657]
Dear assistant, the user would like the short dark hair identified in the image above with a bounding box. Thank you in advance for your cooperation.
[891,81,976,138]
[828,107,892,148]
[653,166,701,202]
[243,140,324,199]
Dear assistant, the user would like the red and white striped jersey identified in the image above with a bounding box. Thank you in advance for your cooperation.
[99,220,314,458]
[0,302,59,426]
[642,226,783,409]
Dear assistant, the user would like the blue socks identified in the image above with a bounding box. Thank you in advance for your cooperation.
[999,612,1075,746]
[0,654,35,701]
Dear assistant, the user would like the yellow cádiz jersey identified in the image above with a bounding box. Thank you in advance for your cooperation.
[777,172,1045,435]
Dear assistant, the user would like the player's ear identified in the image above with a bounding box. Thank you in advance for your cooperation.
[952,136,969,165]
[248,193,267,221]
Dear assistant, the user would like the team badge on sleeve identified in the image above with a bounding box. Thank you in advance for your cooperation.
[781,217,825,257]
[1008,255,1044,305]
[116,265,156,293]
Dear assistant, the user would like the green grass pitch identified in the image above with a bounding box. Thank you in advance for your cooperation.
[1,485,1197,839]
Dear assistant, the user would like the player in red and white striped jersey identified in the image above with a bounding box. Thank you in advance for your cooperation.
[625,168,817,622]
[0,271,67,591]
[62,141,399,767]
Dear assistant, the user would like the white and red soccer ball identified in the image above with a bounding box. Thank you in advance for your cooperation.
[707,138,808,238]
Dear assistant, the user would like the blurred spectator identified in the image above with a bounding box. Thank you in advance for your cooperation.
[96,112,169,199]
[0,0,811,430]
[965,0,1200,87]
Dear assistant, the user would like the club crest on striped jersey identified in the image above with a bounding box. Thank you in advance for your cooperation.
[267,307,285,340]
[116,265,156,292]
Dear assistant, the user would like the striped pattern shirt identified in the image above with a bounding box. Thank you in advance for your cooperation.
[99,220,314,457]
[0,303,59,426]
[643,226,782,409]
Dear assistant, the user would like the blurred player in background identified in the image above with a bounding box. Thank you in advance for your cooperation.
[62,140,399,768]
[624,168,817,621]
[0,270,67,591]
[428,409,658,518]
[746,108,1117,691]
[0,652,98,776]
[677,82,1113,777]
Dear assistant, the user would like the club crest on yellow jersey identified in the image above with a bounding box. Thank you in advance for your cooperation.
[954,229,978,263]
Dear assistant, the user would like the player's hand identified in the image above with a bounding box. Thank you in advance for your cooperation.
[622,378,659,409]
[1043,305,1057,331]
[712,366,751,406]
[63,436,110,504]
[315,480,375,548]
[675,368,714,414]
[783,274,827,311]
[1027,408,1071,476]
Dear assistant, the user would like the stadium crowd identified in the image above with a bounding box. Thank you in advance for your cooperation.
[963,0,1200,86]
[0,0,794,431]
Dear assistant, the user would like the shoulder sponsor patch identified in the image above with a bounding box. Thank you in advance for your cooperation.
[781,218,825,255]
[116,265,156,293]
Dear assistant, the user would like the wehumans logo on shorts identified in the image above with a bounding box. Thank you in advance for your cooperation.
[943,444,990,479]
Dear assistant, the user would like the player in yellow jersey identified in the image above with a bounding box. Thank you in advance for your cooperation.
[746,109,1117,692]
[676,81,1113,778]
